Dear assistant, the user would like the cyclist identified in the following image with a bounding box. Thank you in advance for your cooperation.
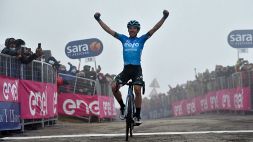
[94,10,169,125]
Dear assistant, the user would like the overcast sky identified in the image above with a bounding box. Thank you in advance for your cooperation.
[1,0,253,96]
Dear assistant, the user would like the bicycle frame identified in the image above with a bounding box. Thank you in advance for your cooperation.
[121,80,145,141]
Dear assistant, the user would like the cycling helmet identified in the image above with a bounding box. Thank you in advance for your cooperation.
[127,20,140,30]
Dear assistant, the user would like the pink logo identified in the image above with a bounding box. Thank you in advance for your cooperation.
[200,98,208,111]
[186,101,196,114]
[53,92,58,114]
[63,99,99,116]
[222,94,231,108]
[29,91,48,116]
[174,104,183,116]
[2,81,18,101]
[234,93,243,109]
[210,95,218,109]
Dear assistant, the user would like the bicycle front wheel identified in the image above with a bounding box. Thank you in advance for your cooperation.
[125,94,134,141]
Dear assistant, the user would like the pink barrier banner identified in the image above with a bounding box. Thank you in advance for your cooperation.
[172,87,251,117]
[58,93,116,118]
[19,80,58,119]
[98,96,117,118]
[0,76,19,102]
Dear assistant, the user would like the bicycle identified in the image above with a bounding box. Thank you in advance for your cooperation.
[124,81,145,141]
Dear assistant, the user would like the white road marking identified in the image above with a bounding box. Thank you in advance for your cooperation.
[1,130,253,140]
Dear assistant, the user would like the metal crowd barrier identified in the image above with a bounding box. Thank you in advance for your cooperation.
[169,71,253,110]
[0,53,57,132]
[0,53,56,83]
[0,53,20,78]
[58,73,96,95]
[58,73,114,97]
[58,73,115,122]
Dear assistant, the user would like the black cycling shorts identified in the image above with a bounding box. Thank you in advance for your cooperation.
[114,65,144,86]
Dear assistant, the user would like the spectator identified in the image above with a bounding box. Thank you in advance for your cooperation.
[46,56,61,70]
[15,39,43,64]
[82,65,96,79]
[67,62,77,76]
[1,38,18,56]
[96,65,101,73]
[58,64,67,74]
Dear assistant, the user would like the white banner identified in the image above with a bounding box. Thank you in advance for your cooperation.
[85,57,96,62]
[237,48,248,53]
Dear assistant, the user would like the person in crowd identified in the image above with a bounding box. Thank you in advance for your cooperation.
[96,65,101,73]
[82,65,94,79]
[67,62,78,76]
[1,38,18,56]
[46,56,61,70]
[15,39,43,64]
[58,64,67,74]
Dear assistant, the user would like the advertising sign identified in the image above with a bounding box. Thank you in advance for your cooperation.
[19,80,58,119]
[0,102,20,131]
[228,30,253,48]
[65,38,103,59]
[58,93,116,118]
[172,87,251,117]
[0,76,19,102]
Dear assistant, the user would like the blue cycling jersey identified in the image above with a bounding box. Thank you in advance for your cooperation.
[116,33,149,65]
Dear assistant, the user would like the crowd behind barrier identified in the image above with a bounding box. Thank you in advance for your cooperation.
[141,58,253,119]
[142,93,171,119]
[58,73,96,95]
[0,51,117,131]
[57,67,117,121]
[168,58,253,103]
[170,60,253,116]
[58,65,115,96]
[0,53,56,83]
[172,87,251,117]
[1,38,43,65]
[0,53,58,132]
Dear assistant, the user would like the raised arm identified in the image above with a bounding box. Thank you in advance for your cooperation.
[147,10,169,37]
[94,12,116,37]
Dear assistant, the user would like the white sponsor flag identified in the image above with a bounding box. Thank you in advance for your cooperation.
[237,48,248,53]
[85,57,96,62]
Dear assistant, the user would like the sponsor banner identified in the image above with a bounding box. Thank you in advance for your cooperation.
[19,80,58,119]
[228,30,253,48]
[98,96,117,118]
[58,93,116,118]
[0,102,21,131]
[0,76,19,102]
[172,87,251,117]
[65,38,103,59]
